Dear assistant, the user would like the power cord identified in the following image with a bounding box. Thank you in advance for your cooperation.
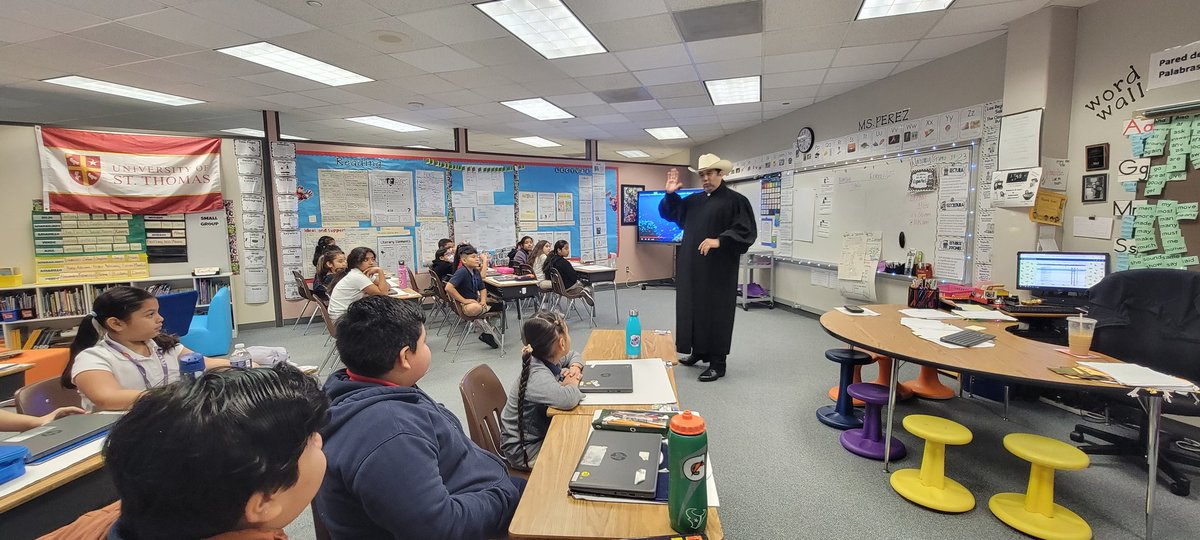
[1175,438,1200,454]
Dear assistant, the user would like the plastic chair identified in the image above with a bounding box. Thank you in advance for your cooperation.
[548,268,595,327]
[443,295,505,359]
[890,414,975,513]
[315,297,341,377]
[180,287,232,357]
[427,272,455,333]
[989,434,1091,540]
[291,270,323,334]
[459,364,530,476]
[156,290,197,338]
[14,377,82,416]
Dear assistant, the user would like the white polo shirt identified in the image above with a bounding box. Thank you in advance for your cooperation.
[71,337,184,411]
[327,268,375,321]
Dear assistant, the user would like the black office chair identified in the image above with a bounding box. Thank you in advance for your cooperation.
[1070,269,1200,496]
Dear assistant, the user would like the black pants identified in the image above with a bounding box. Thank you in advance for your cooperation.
[692,353,727,370]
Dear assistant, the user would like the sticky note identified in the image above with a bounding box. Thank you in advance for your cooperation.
[1182,255,1200,266]
[1169,137,1190,156]
[1169,171,1188,182]
[1162,234,1187,255]
[1166,153,1188,172]
[1123,181,1138,192]
[1146,177,1166,196]
[1176,202,1198,220]
[1157,200,1178,217]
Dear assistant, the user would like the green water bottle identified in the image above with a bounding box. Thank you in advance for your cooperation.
[667,410,708,534]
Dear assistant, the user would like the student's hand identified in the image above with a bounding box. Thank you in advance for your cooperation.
[698,237,720,255]
[38,406,86,426]
[561,371,582,386]
[665,175,683,194]
[567,364,583,378]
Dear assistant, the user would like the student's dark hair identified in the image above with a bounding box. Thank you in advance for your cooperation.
[515,311,566,468]
[63,286,180,389]
[454,243,478,269]
[431,247,450,268]
[329,246,376,290]
[543,240,570,275]
[438,238,453,250]
[315,248,345,284]
[532,240,549,259]
[508,236,533,261]
[336,296,426,377]
[104,364,328,540]
[312,236,337,267]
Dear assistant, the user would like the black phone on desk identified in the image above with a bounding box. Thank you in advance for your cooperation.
[843,305,864,313]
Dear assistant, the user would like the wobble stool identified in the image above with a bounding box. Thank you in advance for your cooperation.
[901,366,956,400]
[840,383,906,460]
[890,414,975,513]
[989,433,1091,540]
[816,349,873,430]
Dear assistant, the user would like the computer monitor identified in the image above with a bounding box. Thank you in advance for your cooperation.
[1015,251,1109,297]
[636,189,703,244]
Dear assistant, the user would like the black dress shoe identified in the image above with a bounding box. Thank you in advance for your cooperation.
[478,333,499,349]
[678,355,706,366]
[698,368,725,382]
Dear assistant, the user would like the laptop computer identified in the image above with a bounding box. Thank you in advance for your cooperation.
[569,429,662,499]
[0,413,122,463]
[579,363,634,393]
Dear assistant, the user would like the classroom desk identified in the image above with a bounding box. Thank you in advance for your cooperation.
[820,304,1169,539]
[483,276,540,320]
[381,279,423,301]
[548,329,681,417]
[0,451,114,538]
[0,362,33,402]
[573,264,619,324]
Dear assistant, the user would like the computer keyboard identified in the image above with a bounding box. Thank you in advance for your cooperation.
[1002,304,1080,315]
[940,330,997,348]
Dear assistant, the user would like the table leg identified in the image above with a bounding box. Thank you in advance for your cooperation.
[883,358,900,473]
[1145,393,1162,540]
[613,282,620,325]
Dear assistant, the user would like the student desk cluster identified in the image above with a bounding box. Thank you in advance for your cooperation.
[509,329,725,540]
[821,305,1189,540]
[483,262,619,326]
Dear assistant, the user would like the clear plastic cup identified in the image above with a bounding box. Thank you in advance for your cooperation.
[1067,316,1097,356]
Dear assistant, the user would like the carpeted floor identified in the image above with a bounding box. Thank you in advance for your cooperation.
[234,287,1200,539]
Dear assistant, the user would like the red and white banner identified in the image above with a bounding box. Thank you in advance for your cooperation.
[38,127,223,214]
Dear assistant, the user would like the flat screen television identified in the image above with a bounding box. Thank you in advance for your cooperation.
[637,189,703,244]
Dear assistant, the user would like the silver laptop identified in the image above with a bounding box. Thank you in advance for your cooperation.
[0,413,121,463]
[579,363,634,393]
[569,429,662,499]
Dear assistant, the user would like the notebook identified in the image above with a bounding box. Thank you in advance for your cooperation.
[579,363,634,393]
[0,413,122,463]
[568,429,662,499]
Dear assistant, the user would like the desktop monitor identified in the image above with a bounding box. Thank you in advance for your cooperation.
[636,189,703,244]
[1015,251,1109,296]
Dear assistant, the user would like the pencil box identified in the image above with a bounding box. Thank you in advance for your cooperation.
[0,444,30,484]
[592,409,677,435]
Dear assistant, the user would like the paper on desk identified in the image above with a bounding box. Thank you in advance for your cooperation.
[900,318,957,331]
[835,307,879,316]
[951,310,1017,321]
[0,437,106,499]
[574,264,614,272]
[1077,362,1198,391]
[898,309,959,319]
[579,359,677,405]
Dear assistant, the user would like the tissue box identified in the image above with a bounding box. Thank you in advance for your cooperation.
[0,444,30,484]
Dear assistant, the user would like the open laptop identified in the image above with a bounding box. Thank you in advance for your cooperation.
[579,363,634,393]
[0,413,122,463]
[569,429,662,499]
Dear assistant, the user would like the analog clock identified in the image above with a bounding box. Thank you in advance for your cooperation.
[794,127,815,156]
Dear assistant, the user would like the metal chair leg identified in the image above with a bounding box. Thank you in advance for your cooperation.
[303,304,322,335]
[293,298,312,329]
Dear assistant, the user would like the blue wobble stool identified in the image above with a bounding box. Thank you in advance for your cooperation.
[817,349,873,429]
[180,287,232,357]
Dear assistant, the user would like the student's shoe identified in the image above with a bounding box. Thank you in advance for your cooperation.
[698,367,724,382]
[479,333,499,349]
[582,290,595,307]
[678,355,706,366]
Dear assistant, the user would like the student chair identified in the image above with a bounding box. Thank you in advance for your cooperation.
[989,433,1091,540]
[408,266,437,310]
[840,382,906,461]
[458,364,529,478]
[14,377,82,416]
[291,270,324,334]
[155,290,197,338]
[179,287,232,357]
[315,297,341,377]
[443,296,505,360]
[548,269,595,327]
[890,414,975,513]
[816,348,873,429]
[427,271,454,332]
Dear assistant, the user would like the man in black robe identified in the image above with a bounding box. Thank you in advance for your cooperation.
[658,154,757,381]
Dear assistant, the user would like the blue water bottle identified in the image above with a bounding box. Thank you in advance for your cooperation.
[179,352,205,382]
[625,309,641,358]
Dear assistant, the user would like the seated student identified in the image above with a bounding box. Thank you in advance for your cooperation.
[311,235,337,268]
[543,240,594,306]
[444,244,502,349]
[316,296,522,540]
[62,286,224,412]
[509,236,534,267]
[429,247,455,281]
[500,311,583,469]
[312,248,346,302]
[0,406,85,432]
[326,246,391,321]
[41,364,329,540]
[529,240,553,292]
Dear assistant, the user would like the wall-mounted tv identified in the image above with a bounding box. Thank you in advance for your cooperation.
[636,189,703,244]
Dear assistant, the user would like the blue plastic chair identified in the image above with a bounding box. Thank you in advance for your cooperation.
[180,287,232,357]
[156,290,197,338]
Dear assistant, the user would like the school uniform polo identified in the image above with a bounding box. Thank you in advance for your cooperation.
[327,268,374,321]
[71,337,183,411]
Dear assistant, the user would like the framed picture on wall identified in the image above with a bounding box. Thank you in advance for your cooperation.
[1082,173,1108,203]
[620,184,643,225]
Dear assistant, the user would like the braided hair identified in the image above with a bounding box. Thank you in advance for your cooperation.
[516,311,567,468]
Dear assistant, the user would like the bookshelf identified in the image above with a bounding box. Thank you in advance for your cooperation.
[0,273,235,349]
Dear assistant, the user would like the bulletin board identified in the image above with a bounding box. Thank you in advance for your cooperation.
[516,164,619,261]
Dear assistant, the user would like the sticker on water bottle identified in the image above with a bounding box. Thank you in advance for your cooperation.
[683,455,706,481]
[629,335,641,347]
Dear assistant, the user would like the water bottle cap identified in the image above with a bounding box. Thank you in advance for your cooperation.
[234,343,245,349]
[669,410,705,435]
[628,309,638,317]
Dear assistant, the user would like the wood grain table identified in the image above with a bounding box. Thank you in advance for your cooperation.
[549,329,680,417]
[0,451,114,538]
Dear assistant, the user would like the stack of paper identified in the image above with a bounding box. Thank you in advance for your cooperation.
[1077,362,1198,392]
[951,310,1017,321]
[835,306,880,316]
[900,318,994,349]
[898,309,959,319]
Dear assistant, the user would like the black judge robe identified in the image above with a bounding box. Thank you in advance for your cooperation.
[659,182,757,358]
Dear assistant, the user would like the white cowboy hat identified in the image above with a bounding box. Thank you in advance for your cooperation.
[688,153,732,173]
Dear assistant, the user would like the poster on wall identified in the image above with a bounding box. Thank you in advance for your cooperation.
[990,168,1043,208]
[144,214,188,263]
[368,170,415,226]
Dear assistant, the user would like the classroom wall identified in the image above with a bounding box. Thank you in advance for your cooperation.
[691,36,1008,312]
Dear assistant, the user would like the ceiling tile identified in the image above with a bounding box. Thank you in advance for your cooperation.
[646,81,706,99]
[891,59,933,75]
[816,80,871,98]
[763,69,826,88]
[165,50,274,77]
[177,0,317,39]
[433,89,492,107]
[576,72,643,92]
[258,92,331,108]
[547,93,605,107]
[763,49,837,73]
[907,31,1005,60]
[211,77,284,97]
[564,0,669,23]
[589,14,682,52]
[564,103,619,116]
[762,85,820,101]
[832,42,917,67]
[122,9,257,49]
[669,105,717,118]
[420,107,475,119]
[685,34,763,64]
[763,24,847,55]
[52,0,168,19]
[658,95,712,109]
[551,53,628,78]
[437,67,511,88]
[344,99,409,115]
[3,0,109,32]
[254,0,391,27]
[764,0,859,31]
[611,100,663,113]
[586,114,633,125]
[392,74,459,94]
[452,36,544,67]
[472,83,533,101]
[0,36,152,72]
[391,46,481,73]
[841,11,944,47]
[336,54,428,81]
[269,30,384,65]
[615,44,691,71]
[327,17,442,54]
[239,72,329,92]
[300,105,369,120]
[397,4,508,45]
[927,0,1046,38]
[498,61,569,83]
[823,63,895,84]
[298,88,369,105]
[696,59,762,80]
[70,23,201,58]
[521,79,589,97]
[0,18,57,44]
[102,60,207,85]
[633,65,698,86]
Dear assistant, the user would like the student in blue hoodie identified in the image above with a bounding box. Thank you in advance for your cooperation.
[316,295,523,539]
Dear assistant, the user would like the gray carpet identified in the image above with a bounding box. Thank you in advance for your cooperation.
[235,287,1200,539]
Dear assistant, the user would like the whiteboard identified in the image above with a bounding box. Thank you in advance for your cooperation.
[786,147,975,267]
[729,179,761,215]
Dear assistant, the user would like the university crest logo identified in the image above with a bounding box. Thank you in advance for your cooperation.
[66,154,102,186]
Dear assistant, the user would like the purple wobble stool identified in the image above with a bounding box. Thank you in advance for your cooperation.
[840,382,907,461]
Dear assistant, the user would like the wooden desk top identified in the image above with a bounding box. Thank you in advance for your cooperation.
[508,414,723,540]
[0,362,34,378]
[483,276,539,288]
[571,264,617,274]
[820,305,1126,392]
[549,330,680,417]
[0,453,105,513]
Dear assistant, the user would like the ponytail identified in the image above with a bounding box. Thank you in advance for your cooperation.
[514,311,567,469]
[515,352,532,469]
[63,314,103,389]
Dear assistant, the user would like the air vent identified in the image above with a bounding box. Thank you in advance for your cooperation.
[595,87,654,104]
[672,1,762,42]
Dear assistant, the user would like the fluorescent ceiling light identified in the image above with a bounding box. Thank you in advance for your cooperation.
[405,145,435,149]
[42,76,202,106]
[476,0,606,59]
[645,127,688,140]
[616,149,651,158]
[346,116,427,132]
[220,128,309,140]
[217,42,372,87]
[511,136,561,148]
[501,97,574,120]
[856,0,954,20]
[705,75,760,106]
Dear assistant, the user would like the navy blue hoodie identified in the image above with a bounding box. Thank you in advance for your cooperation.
[315,370,520,539]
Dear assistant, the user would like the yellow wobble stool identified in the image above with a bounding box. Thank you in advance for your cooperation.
[989,433,1091,540]
[890,414,975,513]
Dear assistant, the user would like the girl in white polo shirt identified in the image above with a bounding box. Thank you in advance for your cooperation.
[62,286,222,411]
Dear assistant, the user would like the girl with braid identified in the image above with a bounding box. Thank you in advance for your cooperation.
[499,311,584,469]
